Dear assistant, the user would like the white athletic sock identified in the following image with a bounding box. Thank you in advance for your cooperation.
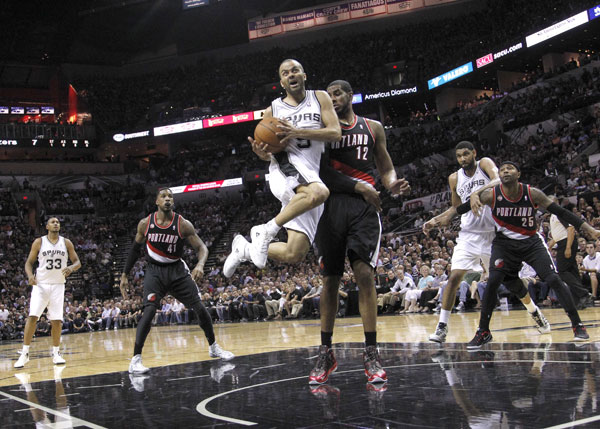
[440,309,451,325]
[265,219,281,236]
[23,383,32,392]
[524,301,537,313]
[53,346,60,355]
[22,345,30,354]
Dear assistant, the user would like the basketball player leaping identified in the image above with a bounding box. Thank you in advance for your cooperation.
[309,80,410,385]
[223,59,341,277]
[121,188,233,374]
[433,161,597,347]
[14,217,81,368]
[425,142,550,344]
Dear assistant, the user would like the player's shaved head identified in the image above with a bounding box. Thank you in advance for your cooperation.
[455,141,475,151]
[278,59,304,76]
[156,187,173,197]
[327,80,353,94]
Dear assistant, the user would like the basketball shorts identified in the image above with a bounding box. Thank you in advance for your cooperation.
[490,233,557,281]
[268,154,324,244]
[315,193,381,277]
[451,230,494,272]
[29,283,65,320]
[143,260,202,309]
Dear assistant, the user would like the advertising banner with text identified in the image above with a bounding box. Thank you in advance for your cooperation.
[248,0,457,40]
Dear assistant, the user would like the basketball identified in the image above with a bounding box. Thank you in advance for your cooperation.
[254,117,286,153]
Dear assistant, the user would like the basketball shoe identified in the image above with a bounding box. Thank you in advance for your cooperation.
[429,322,448,343]
[53,350,66,365]
[223,235,251,278]
[249,224,274,269]
[129,354,149,374]
[309,345,337,385]
[363,345,387,383]
[14,351,29,369]
[529,308,551,334]
[573,324,589,341]
[209,342,235,361]
[467,328,492,350]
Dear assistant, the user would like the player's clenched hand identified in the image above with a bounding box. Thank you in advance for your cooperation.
[119,274,129,300]
[249,137,272,161]
[470,193,483,217]
[275,119,297,145]
[62,266,73,278]
[355,182,381,212]
[28,275,37,286]
[389,178,410,196]
[191,266,204,283]
[583,225,600,240]
[423,219,438,233]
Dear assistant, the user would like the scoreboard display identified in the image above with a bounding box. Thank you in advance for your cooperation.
[0,139,93,148]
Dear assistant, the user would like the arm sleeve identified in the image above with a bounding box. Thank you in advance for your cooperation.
[123,241,143,275]
[456,200,471,215]
[547,203,585,229]
[319,150,358,194]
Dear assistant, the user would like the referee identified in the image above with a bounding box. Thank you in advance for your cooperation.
[547,196,593,309]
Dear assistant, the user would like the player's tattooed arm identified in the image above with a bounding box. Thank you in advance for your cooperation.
[181,218,208,284]
[530,187,600,240]
[470,157,500,217]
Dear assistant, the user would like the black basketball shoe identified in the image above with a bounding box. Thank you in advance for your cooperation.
[467,328,493,350]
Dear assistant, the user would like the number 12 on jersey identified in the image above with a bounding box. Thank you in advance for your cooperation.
[356,146,368,160]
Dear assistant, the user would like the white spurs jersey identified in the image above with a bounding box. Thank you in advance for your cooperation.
[271,90,325,181]
[455,161,495,233]
[36,235,68,284]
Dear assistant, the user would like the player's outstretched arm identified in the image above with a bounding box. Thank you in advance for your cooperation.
[24,238,42,286]
[426,188,494,232]
[181,218,208,284]
[530,187,600,240]
[370,118,410,197]
[120,217,148,299]
[423,173,461,232]
[63,239,82,278]
[470,157,500,217]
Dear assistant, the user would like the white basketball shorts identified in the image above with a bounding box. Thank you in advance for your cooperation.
[268,158,324,244]
[451,230,494,272]
[29,283,65,320]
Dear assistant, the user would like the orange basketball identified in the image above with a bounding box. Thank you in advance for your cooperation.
[254,117,286,154]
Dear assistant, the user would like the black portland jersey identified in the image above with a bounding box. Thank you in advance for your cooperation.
[144,212,185,263]
[329,115,377,186]
[491,183,538,240]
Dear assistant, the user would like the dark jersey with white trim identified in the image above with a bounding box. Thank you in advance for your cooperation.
[491,183,537,240]
[144,212,185,264]
[328,115,377,187]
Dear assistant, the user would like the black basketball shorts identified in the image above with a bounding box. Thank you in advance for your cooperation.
[490,233,557,282]
[315,193,381,277]
[142,260,202,309]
